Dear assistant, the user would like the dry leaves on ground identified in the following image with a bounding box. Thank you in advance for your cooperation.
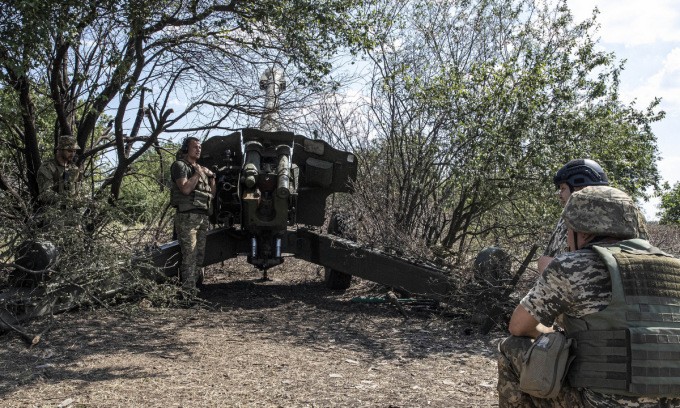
[0,258,504,407]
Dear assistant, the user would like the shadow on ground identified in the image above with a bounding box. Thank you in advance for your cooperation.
[0,260,497,399]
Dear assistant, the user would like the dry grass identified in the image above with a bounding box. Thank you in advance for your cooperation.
[0,258,502,408]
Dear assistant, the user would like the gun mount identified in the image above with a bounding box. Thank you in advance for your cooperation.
[149,67,456,295]
[199,127,356,271]
[2,69,462,337]
[147,125,457,297]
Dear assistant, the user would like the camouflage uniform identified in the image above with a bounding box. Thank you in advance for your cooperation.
[36,136,83,229]
[499,186,680,407]
[174,212,209,291]
[37,160,81,204]
[543,217,568,257]
[171,160,211,291]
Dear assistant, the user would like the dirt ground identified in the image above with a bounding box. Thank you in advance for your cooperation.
[0,258,505,408]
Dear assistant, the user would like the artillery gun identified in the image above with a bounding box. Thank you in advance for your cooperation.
[149,123,458,296]
[4,68,515,336]
[149,67,457,294]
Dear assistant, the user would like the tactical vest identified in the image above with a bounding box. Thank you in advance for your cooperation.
[170,160,212,214]
[37,159,80,202]
[563,239,680,397]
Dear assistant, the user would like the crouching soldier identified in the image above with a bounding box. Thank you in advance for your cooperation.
[37,135,82,206]
[498,186,680,407]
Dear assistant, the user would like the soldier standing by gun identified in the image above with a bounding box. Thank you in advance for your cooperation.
[170,137,216,294]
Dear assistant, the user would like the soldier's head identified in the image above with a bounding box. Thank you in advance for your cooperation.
[180,137,201,162]
[55,135,81,165]
[553,159,609,206]
[561,185,639,250]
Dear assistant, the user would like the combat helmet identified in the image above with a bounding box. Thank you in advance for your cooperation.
[561,186,638,238]
[553,159,609,190]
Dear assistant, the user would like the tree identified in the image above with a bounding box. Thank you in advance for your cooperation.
[308,0,663,265]
[659,182,680,225]
[117,141,176,226]
[0,0,390,324]
[0,0,385,205]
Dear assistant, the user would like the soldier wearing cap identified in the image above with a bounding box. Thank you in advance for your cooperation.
[498,186,680,407]
[37,135,82,204]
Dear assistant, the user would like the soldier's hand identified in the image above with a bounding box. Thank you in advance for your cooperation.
[196,165,214,178]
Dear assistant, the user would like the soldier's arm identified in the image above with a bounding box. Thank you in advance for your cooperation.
[36,165,58,203]
[173,163,214,195]
[174,162,201,195]
[537,256,554,273]
[175,173,200,195]
[508,306,553,338]
[209,173,216,195]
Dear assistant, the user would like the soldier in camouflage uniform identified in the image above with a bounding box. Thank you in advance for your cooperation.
[35,135,86,231]
[498,186,680,407]
[170,137,215,293]
[37,135,82,204]
[538,159,648,273]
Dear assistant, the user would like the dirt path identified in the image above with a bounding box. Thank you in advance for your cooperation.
[0,259,503,407]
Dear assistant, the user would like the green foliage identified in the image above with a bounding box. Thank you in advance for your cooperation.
[0,0,387,203]
[0,189,184,321]
[659,182,680,225]
[324,0,663,265]
[117,143,176,225]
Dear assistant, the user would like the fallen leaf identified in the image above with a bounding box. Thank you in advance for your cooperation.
[57,398,73,407]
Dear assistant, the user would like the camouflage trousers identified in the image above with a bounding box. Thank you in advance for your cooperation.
[499,335,680,407]
[175,211,209,291]
[497,335,583,408]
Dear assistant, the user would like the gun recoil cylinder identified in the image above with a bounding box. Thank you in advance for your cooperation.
[244,141,263,188]
[276,144,292,198]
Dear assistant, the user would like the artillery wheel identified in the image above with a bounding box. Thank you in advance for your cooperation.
[324,267,352,290]
[11,240,58,287]
[196,267,205,287]
[324,212,354,290]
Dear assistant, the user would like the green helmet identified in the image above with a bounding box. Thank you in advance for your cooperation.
[561,186,639,238]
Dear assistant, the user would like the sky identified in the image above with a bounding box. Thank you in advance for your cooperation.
[569,0,680,220]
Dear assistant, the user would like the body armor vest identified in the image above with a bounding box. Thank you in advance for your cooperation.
[37,159,81,207]
[563,239,680,397]
[170,160,212,213]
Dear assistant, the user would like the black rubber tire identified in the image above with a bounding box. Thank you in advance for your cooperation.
[196,267,205,287]
[323,212,354,290]
[324,267,352,290]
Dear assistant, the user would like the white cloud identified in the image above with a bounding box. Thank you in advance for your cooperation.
[569,0,680,46]
[621,47,680,116]
[653,48,680,110]
[567,1,680,209]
